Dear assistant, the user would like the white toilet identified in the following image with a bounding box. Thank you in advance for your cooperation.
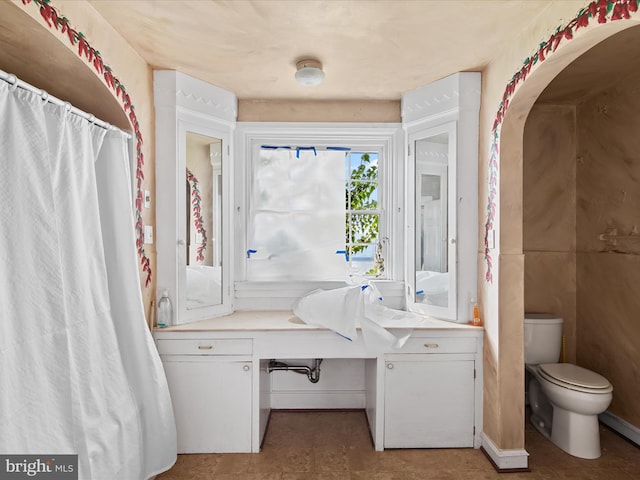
[524,313,613,459]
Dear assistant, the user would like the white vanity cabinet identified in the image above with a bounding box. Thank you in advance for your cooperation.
[154,313,483,453]
[156,338,253,453]
[383,335,478,448]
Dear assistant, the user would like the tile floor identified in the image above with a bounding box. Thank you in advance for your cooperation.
[157,410,640,479]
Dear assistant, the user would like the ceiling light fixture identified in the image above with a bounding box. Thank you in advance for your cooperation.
[295,59,324,87]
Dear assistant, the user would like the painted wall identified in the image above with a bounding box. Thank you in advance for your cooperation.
[523,72,640,431]
[576,76,640,427]
[523,104,577,364]
[239,99,400,122]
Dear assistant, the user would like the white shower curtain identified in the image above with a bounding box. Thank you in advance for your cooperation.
[0,81,176,478]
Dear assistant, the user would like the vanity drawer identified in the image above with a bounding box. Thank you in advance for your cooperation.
[399,337,476,354]
[156,338,252,356]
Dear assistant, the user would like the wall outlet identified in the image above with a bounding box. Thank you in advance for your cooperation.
[144,225,154,244]
[144,190,151,208]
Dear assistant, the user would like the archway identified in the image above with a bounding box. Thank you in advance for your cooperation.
[495,11,640,459]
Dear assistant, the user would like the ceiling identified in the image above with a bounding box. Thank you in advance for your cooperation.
[88,0,558,101]
[3,0,640,123]
[538,24,640,104]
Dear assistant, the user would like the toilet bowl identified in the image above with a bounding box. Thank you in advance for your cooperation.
[524,314,613,459]
[527,362,612,459]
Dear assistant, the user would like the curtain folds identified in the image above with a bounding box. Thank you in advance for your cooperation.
[0,81,176,479]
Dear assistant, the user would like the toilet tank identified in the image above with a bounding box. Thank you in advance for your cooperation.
[524,313,563,365]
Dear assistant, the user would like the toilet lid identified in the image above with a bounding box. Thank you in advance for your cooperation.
[539,363,611,390]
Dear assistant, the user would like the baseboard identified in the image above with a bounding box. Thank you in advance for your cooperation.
[480,432,530,472]
[270,391,365,409]
[600,411,640,446]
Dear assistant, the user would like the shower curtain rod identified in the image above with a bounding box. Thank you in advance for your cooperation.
[0,69,131,139]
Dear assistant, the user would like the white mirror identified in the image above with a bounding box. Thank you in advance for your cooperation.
[415,133,449,308]
[185,132,223,309]
[177,119,231,324]
[408,123,457,319]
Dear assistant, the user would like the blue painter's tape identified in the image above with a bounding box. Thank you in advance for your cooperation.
[335,250,349,261]
[247,249,257,258]
[296,146,317,158]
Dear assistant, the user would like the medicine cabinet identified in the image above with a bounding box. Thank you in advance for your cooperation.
[402,72,480,322]
[154,70,236,324]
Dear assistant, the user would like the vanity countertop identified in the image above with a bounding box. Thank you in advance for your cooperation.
[154,310,482,332]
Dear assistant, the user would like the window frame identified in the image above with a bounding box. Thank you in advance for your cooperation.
[234,122,404,308]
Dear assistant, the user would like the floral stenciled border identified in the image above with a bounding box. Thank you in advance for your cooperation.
[22,0,152,286]
[186,168,207,263]
[483,0,639,283]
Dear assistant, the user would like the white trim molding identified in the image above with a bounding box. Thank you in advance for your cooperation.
[480,432,529,471]
[600,411,640,446]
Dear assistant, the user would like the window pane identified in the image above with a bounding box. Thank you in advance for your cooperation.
[349,243,377,276]
[347,213,379,246]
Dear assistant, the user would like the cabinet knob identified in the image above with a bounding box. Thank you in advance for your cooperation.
[387,363,394,370]
[243,365,250,372]
[424,343,439,349]
[198,345,213,350]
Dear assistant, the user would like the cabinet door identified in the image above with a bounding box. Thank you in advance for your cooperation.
[163,358,252,453]
[384,358,474,448]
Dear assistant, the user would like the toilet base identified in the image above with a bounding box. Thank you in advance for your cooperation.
[530,412,551,440]
[550,406,601,459]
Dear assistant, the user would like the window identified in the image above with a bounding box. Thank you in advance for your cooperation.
[247,147,381,281]
[235,123,403,291]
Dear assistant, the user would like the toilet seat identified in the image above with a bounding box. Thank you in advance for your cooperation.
[537,363,612,394]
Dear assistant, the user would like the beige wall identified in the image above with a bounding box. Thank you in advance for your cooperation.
[523,75,640,430]
[576,78,640,427]
[239,99,400,122]
[523,104,577,363]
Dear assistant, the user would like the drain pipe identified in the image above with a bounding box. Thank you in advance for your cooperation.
[268,358,323,383]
